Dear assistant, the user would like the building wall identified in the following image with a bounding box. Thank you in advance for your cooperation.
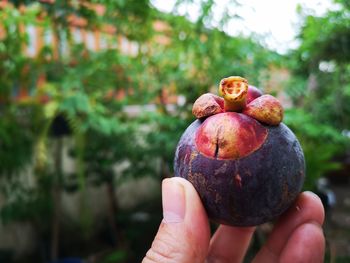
[0,138,160,258]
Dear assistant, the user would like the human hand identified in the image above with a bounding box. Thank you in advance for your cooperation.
[143,177,325,263]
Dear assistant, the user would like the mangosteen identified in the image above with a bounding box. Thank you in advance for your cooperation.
[174,76,305,226]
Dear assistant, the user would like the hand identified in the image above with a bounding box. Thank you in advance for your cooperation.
[143,177,325,263]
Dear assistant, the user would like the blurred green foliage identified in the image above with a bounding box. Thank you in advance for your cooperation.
[284,108,345,189]
[287,0,350,188]
[0,0,349,262]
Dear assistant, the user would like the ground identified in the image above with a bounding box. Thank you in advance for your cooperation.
[326,183,350,262]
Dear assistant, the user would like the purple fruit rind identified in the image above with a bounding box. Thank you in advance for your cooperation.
[174,120,305,226]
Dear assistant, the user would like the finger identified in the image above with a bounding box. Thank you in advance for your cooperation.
[143,177,210,263]
[207,225,255,263]
[279,222,325,263]
[253,191,325,262]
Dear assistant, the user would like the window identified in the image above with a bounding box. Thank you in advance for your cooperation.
[99,33,108,50]
[72,27,83,43]
[86,31,95,50]
[129,41,139,56]
[120,36,129,54]
[26,25,37,57]
[43,28,53,46]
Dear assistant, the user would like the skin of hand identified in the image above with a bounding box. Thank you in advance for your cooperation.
[142,177,325,263]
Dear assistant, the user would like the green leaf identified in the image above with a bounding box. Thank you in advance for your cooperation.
[44,101,58,118]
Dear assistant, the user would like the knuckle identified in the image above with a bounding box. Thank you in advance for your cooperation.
[144,237,182,263]
[142,226,184,263]
[142,224,200,263]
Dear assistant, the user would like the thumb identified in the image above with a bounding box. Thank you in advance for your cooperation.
[143,177,210,263]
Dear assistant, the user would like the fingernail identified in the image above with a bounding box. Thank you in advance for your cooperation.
[304,191,319,197]
[304,191,321,201]
[162,178,186,223]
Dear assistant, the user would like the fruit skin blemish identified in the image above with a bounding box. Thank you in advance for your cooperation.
[174,76,305,226]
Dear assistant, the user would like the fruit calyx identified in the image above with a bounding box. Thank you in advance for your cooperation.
[192,76,283,126]
[192,93,224,119]
[243,95,284,126]
[219,76,248,112]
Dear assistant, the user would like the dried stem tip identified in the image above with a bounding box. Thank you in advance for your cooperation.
[219,76,248,112]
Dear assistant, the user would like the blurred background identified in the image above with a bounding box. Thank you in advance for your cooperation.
[0,0,349,262]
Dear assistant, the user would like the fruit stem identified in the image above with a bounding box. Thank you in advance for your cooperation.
[219,76,248,112]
